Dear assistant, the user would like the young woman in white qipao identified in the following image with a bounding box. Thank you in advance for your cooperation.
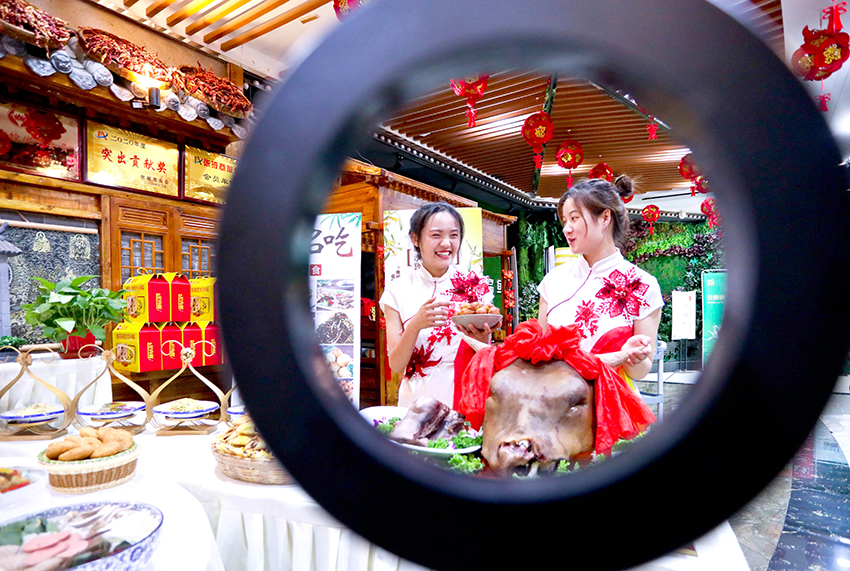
[380,203,493,408]
[538,176,664,387]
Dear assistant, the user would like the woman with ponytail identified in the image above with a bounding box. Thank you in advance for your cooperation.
[537,175,663,383]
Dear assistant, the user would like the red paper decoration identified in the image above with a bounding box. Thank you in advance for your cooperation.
[556,140,584,187]
[521,112,555,169]
[588,162,613,181]
[791,2,849,81]
[450,75,489,128]
[333,0,369,20]
[701,197,721,229]
[642,205,660,234]
[646,122,659,140]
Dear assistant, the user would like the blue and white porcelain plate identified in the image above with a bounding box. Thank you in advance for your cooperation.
[78,401,146,421]
[226,404,247,416]
[152,399,219,420]
[0,403,64,424]
[0,501,162,571]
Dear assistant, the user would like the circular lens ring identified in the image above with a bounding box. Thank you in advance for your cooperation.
[218,1,850,569]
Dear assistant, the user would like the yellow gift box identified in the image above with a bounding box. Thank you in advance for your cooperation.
[190,276,216,322]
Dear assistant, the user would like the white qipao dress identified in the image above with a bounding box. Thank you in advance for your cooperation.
[538,250,663,360]
[380,265,492,408]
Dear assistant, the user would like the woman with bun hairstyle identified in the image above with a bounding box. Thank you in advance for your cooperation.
[380,202,494,407]
[538,175,663,383]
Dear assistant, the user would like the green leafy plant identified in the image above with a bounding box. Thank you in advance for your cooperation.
[22,276,127,345]
[0,335,27,349]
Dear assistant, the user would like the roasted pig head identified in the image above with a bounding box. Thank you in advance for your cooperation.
[481,359,594,476]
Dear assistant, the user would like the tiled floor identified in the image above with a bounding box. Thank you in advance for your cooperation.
[635,372,850,571]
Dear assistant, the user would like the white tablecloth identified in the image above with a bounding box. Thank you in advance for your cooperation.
[0,352,112,414]
[1,424,750,571]
[0,453,224,571]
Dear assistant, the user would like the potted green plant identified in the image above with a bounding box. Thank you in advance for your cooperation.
[22,276,127,358]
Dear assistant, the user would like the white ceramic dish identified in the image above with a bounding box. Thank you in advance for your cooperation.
[451,313,503,330]
[152,400,219,419]
[0,404,64,424]
[398,442,482,457]
[360,406,409,425]
[78,401,145,421]
[360,406,481,456]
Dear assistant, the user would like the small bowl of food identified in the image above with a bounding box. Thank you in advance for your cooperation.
[451,302,503,330]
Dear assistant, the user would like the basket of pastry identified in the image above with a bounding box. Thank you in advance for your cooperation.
[76,27,173,87]
[212,416,293,485]
[37,427,139,494]
[172,64,253,119]
[0,0,71,49]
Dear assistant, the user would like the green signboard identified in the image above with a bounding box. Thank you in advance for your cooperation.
[701,270,726,368]
[483,256,502,310]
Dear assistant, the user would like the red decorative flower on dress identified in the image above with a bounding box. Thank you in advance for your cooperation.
[449,271,490,303]
[405,344,442,379]
[574,300,599,339]
[596,269,649,324]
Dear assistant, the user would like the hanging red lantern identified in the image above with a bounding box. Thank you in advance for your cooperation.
[450,75,489,128]
[556,140,583,187]
[791,2,849,81]
[679,153,709,196]
[642,205,660,235]
[692,173,710,194]
[333,0,369,20]
[588,162,613,181]
[701,197,721,229]
[521,112,555,169]
[678,153,699,180]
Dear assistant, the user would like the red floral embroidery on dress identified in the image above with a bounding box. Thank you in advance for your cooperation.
[408,306,456,380]
[595,268,649,324]
[574,300,599,339]
[405,344,442,379]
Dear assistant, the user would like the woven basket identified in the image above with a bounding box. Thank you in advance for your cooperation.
[37,443,140,494]
[211,443,294,485]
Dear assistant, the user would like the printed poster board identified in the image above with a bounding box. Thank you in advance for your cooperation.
[184,145,236,204]
[309,213,362,407]
[701,270,726,368]
[0,101,79,180]
[382,207,484,285]
[671,290,696,341]
[86,120,179,196]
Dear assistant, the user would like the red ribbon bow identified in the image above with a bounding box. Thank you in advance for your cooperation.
[456,320,656,453]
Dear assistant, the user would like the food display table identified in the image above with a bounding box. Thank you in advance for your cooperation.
[0,452,225,571]
[0,352,112,414]
[0,423,749,571]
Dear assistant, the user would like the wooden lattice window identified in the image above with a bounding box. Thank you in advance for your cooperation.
[120,231,165,283]
[181,237,216,278]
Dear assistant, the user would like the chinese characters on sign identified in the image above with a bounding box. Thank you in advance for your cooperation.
[0,101,79,180]
[310,213,362,407]
[184,145,236,204]
[86,121,178,196]
[701,270,726,367]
